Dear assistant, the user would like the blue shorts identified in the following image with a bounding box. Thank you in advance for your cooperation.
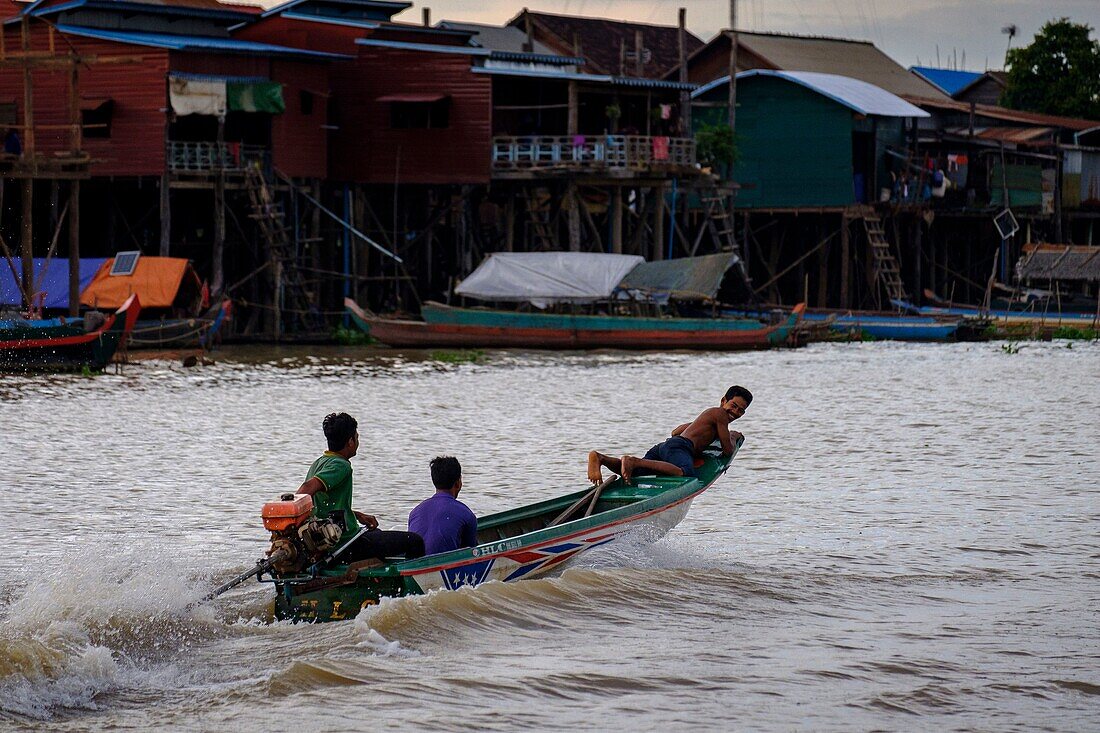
[641,436,697,478]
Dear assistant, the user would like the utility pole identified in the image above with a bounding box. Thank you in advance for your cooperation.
[727,0,737,134]
[678,8,690,132]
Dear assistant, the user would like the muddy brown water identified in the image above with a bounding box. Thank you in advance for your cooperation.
[1,341,1098,730]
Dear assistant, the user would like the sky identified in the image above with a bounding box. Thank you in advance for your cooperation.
[365,0,1100,72]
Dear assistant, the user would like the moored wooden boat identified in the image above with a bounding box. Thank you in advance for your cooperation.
[725,306,976,342]
[0,294,140,372]
[346,298,804,350]
[262,440,739,622]
[895,293,1097,336]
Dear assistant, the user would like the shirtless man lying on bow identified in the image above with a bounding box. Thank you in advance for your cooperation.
[586,385,752,484]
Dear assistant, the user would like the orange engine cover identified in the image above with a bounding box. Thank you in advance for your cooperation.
[262,493,314,532]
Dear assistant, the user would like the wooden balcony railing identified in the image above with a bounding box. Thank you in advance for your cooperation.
[491,135,695,174]
[168,141,269,173]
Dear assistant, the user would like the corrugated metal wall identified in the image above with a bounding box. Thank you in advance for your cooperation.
[0,27,169,176]
[169,52,331,179]
[328,48,492,185]
[271,59,329,179]
[696,76,854,208]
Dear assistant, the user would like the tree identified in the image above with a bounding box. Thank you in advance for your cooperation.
[695,123,738,173]
[1001,19,1100,120]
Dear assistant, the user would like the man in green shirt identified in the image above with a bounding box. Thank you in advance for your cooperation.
[297,412,424,563]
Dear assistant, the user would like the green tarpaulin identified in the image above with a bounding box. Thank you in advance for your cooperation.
[227,82,285,114]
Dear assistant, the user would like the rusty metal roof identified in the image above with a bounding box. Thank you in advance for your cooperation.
[1017,244,1100,282]
[906,96,1099,131]
[943,126,1058,144]
[506,9,703,79]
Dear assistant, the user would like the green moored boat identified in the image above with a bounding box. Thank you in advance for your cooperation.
[259,440,740,622]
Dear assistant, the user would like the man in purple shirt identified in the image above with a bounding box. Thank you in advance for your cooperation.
[408,456,478,556]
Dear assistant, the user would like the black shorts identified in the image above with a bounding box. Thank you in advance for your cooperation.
[343,529,424,563]
[641,436,697,478]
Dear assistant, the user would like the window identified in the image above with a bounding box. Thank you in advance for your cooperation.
[81,99,114,139]
[299,90,314,116]
[0,102,16,126]
[387,98,450,129]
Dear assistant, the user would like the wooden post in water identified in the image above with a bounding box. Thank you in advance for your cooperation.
[160,76,171,255]
[20,179,32,307]
[212,114,226,295]
[68,182,80,316]
[840,212,850,308]
[67,59,81,315]
[817,218,829,308]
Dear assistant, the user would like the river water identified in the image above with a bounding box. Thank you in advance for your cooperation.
[0,341,1097,731]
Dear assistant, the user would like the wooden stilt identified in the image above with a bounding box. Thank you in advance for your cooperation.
[68,181,79,316]
[912,214,922,305]
[504,192,515,252]
[159,173,171,255]
[652,184,665,261]
[212,116,225,294]
[611,186,623,254]
[840,212,850,308]
[20,178,32,307]
[816,218,830,308]
[566,181,581,251]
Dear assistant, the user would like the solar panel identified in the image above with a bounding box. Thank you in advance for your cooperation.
[110,251,141,276]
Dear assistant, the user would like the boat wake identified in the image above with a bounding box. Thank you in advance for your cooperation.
[0,545,223,721]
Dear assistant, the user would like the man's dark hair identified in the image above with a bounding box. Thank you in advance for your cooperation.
[724,385,753,405]
[430,456,462,491]
[323,412,357,452]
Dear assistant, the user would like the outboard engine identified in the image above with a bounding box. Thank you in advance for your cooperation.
[261,493,343,574]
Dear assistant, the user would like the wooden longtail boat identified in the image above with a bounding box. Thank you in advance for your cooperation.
[262,440,739,622]
[723,307,978,342]
[895,293,1097,335]
[346,298,804,350]
[0,294,140,372]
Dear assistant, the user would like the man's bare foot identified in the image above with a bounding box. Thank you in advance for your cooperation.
[587,451,604,485]
[620,455,637,483]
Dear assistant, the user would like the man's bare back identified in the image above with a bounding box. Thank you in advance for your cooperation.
[673,405,743,457]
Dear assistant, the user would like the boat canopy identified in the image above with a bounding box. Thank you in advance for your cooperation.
[0,257,109,309]
[81,257,202,310]
[456,252,644,306]
[618,252,740,302]
[1016,244,1100,282]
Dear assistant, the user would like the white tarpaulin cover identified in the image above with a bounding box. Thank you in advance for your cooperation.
[169,77,227,117]
[455,252,644,306]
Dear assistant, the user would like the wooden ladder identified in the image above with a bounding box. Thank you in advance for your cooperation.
[697,183,754,296]
[244,165,322,331]
[520,186,558,251]
[861,213,909,303]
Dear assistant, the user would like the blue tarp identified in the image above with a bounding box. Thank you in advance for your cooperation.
[0,257,108,308]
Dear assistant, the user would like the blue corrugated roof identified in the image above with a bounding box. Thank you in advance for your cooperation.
[355,38,491,56]
[261,0,409,20]
[54,24,354,60]
[11,0,255,23]
[473,66,695,91]
[909,67,982,96]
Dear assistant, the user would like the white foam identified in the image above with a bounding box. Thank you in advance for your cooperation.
[0,622,120,720]
[352,601,420,658]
